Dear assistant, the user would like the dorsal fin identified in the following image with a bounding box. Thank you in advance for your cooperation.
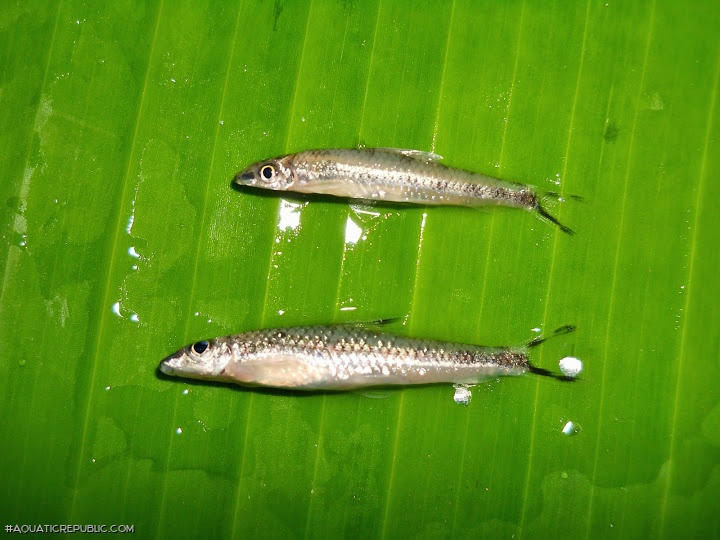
[334,317,407,332]
[374,148,444,163]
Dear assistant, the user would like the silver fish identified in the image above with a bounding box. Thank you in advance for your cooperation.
[159,324,573,390]
[234,148,573,234]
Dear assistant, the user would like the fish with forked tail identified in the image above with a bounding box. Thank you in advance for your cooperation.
[159,323,576,390]
[234,148,575,234]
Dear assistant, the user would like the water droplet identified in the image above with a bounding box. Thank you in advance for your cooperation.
[105,386,111,391]
[277,199,303,231]
[125,207,135,234]
[18,359,26,366]
[128,246,141,258]
[339,297,356,313]
[301,116,306,122]
[12,231,28,248]
[277,309,285,315]
[344,215,363,245]
[176,427,183,435]
[111,300,140,323]
[562,421,581,436]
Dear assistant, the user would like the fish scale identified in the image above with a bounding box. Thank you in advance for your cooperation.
[287,148,534,206]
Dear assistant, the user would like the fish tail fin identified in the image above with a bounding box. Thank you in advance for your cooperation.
[544,191,584,202]
[536,202,575,235]
[526,324,576,348]
[525,325,578,382]
[533,191,582,235]
[526,363,576,382]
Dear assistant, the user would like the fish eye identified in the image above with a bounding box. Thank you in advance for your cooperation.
[260,165,275,180]
[191,340,209,355]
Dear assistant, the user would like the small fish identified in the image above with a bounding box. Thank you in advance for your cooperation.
[234,148,574,234]
[159,324,575,390]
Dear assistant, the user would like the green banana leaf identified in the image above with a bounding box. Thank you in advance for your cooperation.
[2,0,719,537]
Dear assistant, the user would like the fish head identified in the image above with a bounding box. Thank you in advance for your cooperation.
[159,339,229,381]
[234,155,295,191]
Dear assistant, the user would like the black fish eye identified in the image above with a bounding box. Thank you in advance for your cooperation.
[191,340,209,355]
[260,164,275,179]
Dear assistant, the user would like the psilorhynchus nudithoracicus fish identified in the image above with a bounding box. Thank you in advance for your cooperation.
[159,323,576,390]
[234,147,575,234]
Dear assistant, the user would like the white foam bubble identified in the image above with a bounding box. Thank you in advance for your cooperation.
[559,356,583,378]
[453,384,473,406]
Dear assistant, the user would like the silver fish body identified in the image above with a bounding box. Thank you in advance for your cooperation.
[159,325,534,390]
[234,148,573,233]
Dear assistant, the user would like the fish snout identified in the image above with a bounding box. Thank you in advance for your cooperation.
[159,350,186,376]
[234,170,256,185]
[159,359,174,375]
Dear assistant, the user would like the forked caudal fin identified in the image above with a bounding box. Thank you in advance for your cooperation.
[534,191,583,236]
[525,325,578,382]
[536,203,575,236]
[526,363,577,382]
[526,324,576,348]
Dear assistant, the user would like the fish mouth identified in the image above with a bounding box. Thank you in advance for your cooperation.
[234,170,256,185]
[159,357,178,376]
[159,349,185,376]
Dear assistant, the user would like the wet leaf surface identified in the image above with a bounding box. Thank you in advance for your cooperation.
[1,1,719,537]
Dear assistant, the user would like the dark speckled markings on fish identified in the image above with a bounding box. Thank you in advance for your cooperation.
[159,323,576,390]
[234,147,575,235]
